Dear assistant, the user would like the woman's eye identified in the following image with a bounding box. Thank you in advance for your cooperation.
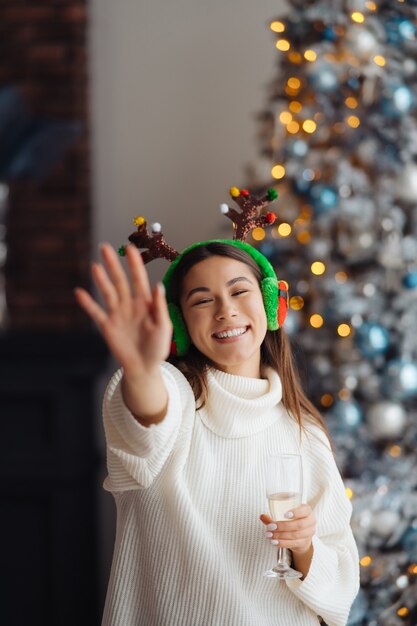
[192,298,212,306]
[232,290,248,296]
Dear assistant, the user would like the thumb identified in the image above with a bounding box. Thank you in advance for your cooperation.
[260,513,273,526]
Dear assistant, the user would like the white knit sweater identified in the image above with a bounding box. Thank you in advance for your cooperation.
[101,362,359,626]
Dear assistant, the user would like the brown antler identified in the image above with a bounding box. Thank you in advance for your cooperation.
[220,187,278,241]
[124,216,179,263]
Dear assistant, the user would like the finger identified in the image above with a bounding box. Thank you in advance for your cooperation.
[285,504,312,520]
[260,514,273,526]
[74,287,107,326]
[99,243,131,303]
[125,244,152,301]
[151,283,171,327]
[92,262,119,309]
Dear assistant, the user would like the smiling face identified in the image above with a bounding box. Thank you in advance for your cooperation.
[179,255,268,378]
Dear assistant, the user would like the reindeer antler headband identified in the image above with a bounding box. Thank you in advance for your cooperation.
[120,186,289,356]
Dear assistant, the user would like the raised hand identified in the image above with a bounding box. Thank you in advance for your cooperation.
[75,243,173,376]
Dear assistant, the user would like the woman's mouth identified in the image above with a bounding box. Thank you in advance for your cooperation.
[213,326,249,340]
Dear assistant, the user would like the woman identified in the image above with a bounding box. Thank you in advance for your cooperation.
[75,241,359,626]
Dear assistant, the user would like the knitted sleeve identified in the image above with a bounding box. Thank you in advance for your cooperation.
[286,427,360,626]
[102,362,194,491]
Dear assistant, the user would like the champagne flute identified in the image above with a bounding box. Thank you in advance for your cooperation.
[264,453,303,579]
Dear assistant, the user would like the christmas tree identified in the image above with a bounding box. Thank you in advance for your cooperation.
[244,1,417,623]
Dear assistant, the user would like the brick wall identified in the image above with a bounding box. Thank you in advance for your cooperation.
[1,1,90,329]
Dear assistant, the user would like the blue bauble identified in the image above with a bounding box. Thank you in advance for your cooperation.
[354,322,390,358]
[309,184,339,214]
[402,526,417,561]
[403,270,417,289]
[386,17,416,45]
[382,359,417,400]
[286,139,308,158]
[382,84,414,117]
[331,399,363,432]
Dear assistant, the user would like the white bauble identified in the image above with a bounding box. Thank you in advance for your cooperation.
[366,401,407,439]
[396,163,417,202]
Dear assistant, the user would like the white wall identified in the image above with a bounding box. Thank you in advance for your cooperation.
[89,0,286,284]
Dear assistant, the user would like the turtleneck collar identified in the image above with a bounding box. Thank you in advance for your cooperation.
[198,366,283,438]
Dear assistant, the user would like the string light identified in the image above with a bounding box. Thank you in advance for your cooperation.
[287,77,301,90]
[270,21,285,33]
[345,97,358,109]
[320,394,334,407]
[337,323,351,337]
[338,388,351,400]
[278,222,292,236]
[373,55,386,67]
[397,607,409,618]
[304,49,317,62]
[310,314,324,328]
[288,52,302,64]
[279,111,293,124]
[271,164,286,179]
[303,119,317,133]
[347,115,361,128]
[289,100,302,113]
[365,1,377,10]
[287,120,300,134]
[360,555,372,567]
[311,261,326,275]
[296,230,311,244]
[345,487,354,500]
[290,295,304,310]
[335,271,348,283]
[276,39,290,51]
[389,445,402,458]
[252,228,265,241]
[351,12,365,23]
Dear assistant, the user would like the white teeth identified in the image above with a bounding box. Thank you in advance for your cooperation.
[215,327,247,339]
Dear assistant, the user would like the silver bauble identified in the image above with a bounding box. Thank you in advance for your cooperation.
[396,163,417,202]
[366,401,407,439]
[370,509,400,538]
[345,25,379,60]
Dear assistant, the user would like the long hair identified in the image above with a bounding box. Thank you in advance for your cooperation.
[167,242,330,441]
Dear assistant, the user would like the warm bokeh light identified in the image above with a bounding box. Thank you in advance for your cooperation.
[360,556,372,567]
[252,228,265,241]
[276,39,290,51]
[351,11,365,23]
[287,120,300,134]
[303,119,317,133]
[271,164,286,179]
[289,100,303,113]
[288,52,302,64]
[278,222,292,236]
[337,324,351,337]
[290,295,304,310]
[397,608,409,618]
[335,271,348,283]
[345,97,358,109]
[366,1,377,10]
[310,314,324,328]
[373,55,386,67]
[304,49,317,62]
[389,445,402,458]
[347,115,361,128]
[409,564,417,575]
[287,77,301,89]
[270,21,285,33]
[338,388,351,400]
[279,111,293,124]
[311,261,326,275]
[296,230,311,244]
[345,487,354,500]
[321,394,334,407]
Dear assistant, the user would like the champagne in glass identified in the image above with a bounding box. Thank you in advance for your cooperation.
[264,454,303,579]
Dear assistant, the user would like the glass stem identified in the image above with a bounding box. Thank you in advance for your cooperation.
[276,547,290,570]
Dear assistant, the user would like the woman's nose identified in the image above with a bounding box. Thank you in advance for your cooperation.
[214,299,238,320]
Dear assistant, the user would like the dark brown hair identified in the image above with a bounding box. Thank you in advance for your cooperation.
[168,242,330,442]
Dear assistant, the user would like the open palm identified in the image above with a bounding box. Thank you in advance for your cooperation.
[75,243,173,373]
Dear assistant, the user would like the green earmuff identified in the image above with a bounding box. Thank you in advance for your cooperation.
[162,239,288,357]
